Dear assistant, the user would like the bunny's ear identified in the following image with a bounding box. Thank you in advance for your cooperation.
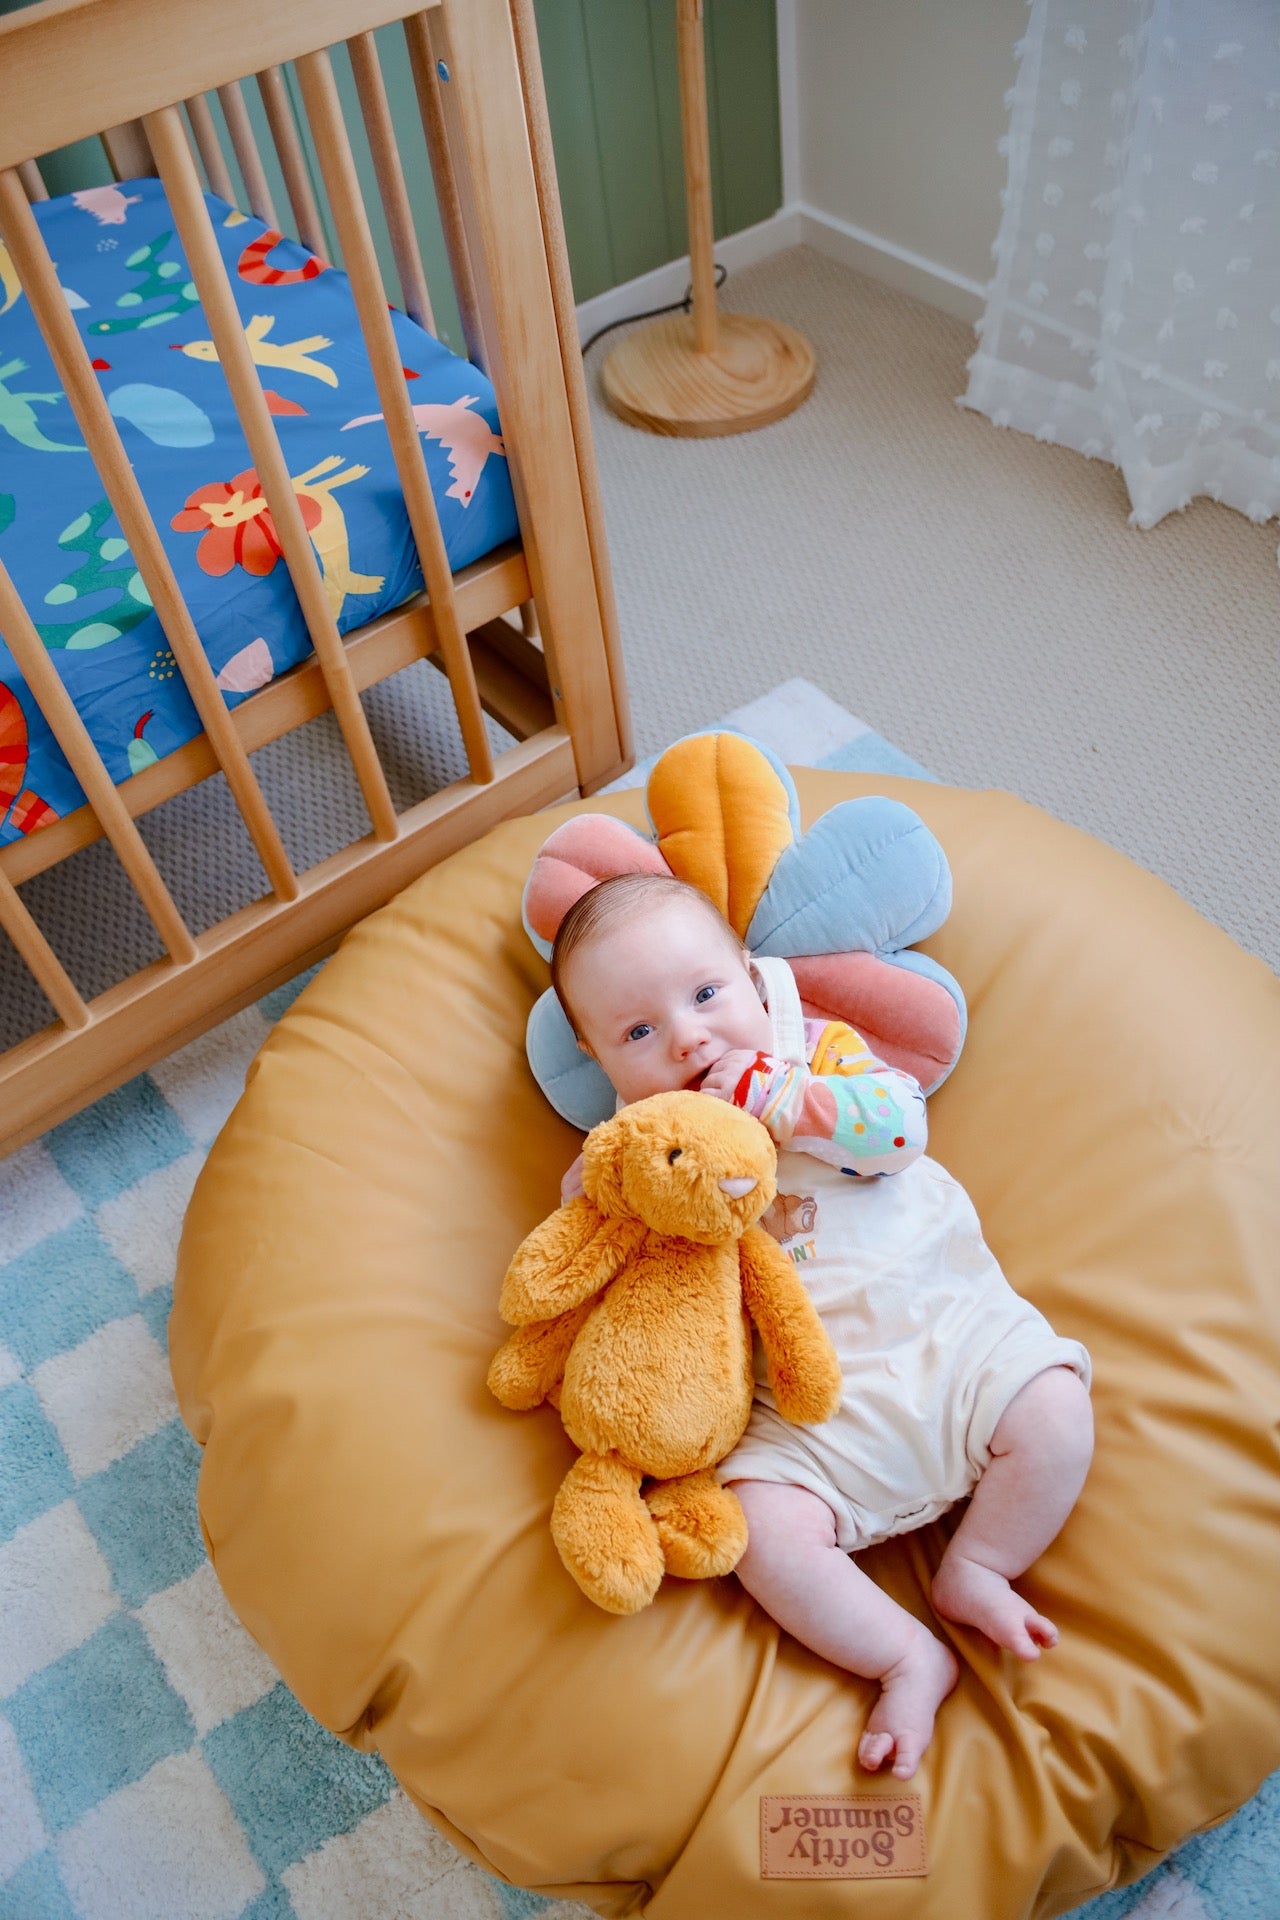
[499,1200,643,1325]
[581,1111,629,1219]
[522,816,670,960]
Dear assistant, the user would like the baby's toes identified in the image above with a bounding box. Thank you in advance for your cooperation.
[1007,1612,1052,1660]
[857,1731,893,1773]
[1029,1612,1058,1647]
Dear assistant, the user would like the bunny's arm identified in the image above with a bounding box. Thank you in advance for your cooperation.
[499,1198,646,1326]
[738,1225,843,1425]
[487,1297,598,1410]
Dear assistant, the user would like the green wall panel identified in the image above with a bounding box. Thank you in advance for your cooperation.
[3,0,782,329]
[537,0,783,303]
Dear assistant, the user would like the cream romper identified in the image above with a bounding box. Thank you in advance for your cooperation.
[718,956,1092,1552]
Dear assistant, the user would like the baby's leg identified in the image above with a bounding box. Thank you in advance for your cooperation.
[730,1479,957,1782]
[932,1366,1093,1659]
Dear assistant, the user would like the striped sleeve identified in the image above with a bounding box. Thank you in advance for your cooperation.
[733,1020,927,1175]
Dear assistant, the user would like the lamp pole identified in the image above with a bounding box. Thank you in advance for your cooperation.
[601,0,815,437]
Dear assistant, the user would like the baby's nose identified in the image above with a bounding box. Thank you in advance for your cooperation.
[670,1012,707,1054]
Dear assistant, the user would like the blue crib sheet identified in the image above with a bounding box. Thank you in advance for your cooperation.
[0,177,519,848]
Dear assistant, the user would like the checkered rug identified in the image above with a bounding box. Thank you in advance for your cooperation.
[0,681,1274,1919]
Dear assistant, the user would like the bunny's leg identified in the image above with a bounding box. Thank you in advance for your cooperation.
[644,1472,748,1579]
[552,1450,664,1614]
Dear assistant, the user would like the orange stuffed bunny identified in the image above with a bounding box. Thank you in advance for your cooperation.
[487,1090,842,1613]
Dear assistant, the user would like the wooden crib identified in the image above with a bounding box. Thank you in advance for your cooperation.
[0,0,631,1158]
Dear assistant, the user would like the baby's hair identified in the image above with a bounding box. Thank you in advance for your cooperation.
[551,872,742,1038]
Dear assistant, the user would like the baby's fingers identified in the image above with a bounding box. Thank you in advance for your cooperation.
[560,1153,586,1203]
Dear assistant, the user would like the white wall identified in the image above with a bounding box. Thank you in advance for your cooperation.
[789,0,1027,319]
[575,0,1027,342]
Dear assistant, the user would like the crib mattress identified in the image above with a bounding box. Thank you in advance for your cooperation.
[0,176,519,848]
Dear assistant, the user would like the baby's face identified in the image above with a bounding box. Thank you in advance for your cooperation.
[564,896,772,1106]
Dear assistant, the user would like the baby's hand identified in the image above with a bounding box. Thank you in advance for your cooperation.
[560,1153,586,1204]
[699,1050,762,1103]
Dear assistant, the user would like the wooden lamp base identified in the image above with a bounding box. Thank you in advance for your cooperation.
[601,308,815,438]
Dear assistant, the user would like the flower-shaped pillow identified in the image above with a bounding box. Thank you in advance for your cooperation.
[523,731,967,1129]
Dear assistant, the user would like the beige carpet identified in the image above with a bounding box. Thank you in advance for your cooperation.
[584,245,1280,976]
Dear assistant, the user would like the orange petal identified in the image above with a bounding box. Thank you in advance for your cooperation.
[647,733,795,940]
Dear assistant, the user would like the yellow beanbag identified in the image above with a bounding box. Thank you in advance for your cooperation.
[171,772,1280,1918]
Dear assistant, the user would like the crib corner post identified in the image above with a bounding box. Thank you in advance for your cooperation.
[423,0,632,795]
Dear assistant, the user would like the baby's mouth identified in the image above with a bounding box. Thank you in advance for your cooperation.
[683,1066,710,1091]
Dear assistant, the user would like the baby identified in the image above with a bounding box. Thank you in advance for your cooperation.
[552,870,1093,1782]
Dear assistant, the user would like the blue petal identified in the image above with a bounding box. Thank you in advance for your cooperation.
[526,990,615,1129]
[748,797,952,958]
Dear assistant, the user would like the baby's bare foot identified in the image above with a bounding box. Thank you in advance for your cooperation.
[932,1554,1058,1660]
[856,1629,958,1782]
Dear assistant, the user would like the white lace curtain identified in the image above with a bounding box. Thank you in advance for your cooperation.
[963,0,1280,562]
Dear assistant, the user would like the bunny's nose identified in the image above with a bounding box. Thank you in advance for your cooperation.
[719,1176,757,1198]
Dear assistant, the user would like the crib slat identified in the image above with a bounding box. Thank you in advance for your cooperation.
[0,868,91,1032]
[17,159,47,202]
[509,0,633,767]
[347,32,435,335]
[0,726,575,1161]
[0,560,197,968]
[184,93,237,204]
[256,65,328,258]
[144,104,401,841]
[426,0,626,792]
[0,168,300,907]
[295,48,492,785]
[404,11,485,372]
[102,121,155,182]
[216,81,278,228]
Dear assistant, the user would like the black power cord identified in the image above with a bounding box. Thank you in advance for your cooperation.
[580,261,727,356]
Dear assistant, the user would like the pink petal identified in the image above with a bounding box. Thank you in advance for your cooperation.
[525,816,670,944]
[790,952,962,1090]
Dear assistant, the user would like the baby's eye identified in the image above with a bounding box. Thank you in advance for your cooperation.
[695,984,717,1004]
[626,1023,652,1043]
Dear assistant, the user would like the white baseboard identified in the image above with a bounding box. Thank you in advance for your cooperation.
[573,203,987,346]
[574,209,802,347]
[794,205,986,324]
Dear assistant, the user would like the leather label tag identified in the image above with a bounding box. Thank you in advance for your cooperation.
[759,1794,928,1879]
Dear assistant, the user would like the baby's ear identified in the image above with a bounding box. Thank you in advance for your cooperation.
[576,1037,594,1057]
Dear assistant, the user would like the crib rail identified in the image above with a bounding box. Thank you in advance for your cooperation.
[0,0,440,173]
[0,0,631,1155]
